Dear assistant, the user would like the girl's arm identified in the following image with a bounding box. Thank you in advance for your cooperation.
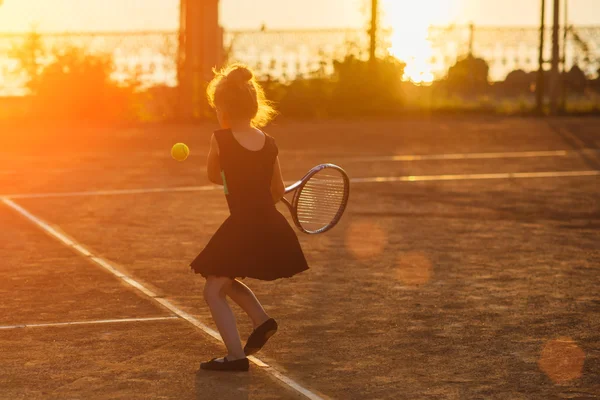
[271,156,285,203]
[207,134,223,185]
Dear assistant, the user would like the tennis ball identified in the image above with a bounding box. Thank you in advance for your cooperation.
[171,143,190,161]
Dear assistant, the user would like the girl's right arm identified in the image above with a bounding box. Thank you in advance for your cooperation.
[207,134,223,185]
[270,156,285,203]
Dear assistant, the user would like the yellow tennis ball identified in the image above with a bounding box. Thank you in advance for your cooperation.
[171,143,190,161]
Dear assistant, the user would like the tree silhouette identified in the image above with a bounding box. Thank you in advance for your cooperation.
[29,47,133,120]
[565,65,587,94]
[445,54,490,96]
[501,70,533,96]
[329,55,405,115]
[10,34,135,121]
[9,30,45,91]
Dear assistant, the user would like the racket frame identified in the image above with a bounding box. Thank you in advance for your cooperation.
[280,163,350,234]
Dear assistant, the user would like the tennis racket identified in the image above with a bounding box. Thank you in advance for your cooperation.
[280,164,350,234]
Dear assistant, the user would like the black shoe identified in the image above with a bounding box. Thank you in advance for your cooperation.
[200,356,249,372]
[244,318,278,356]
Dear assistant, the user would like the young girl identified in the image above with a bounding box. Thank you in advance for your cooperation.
[190,64,309,372]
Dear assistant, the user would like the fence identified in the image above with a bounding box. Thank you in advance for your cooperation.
[431,25,600,80]
[0,25,599,96]
[0,31,179,96]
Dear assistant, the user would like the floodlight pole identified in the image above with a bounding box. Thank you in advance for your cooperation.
[560,0,568,111]
[468,23,475,57]
[550,0,561,114]
[369,0,378,64]
[536,0,546,114]
[178,0,222,120]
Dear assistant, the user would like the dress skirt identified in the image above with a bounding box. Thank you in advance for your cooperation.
[190,209,309,281]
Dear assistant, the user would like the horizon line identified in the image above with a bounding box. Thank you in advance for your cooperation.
[2,23,600,36]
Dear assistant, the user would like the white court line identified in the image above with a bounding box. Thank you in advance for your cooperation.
[0,197,326,400]
[0,316,178,330]
[352,170,600,183]
[342,150,571,163]
[4,185,220,200]
[2,169,599,200]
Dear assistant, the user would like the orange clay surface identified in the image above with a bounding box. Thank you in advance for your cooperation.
[1,117,599,399]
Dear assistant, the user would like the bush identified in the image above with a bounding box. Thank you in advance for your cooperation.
[498,69,533,97]
[11,31,136,122]
[565,65,588,94]
[277,78,333,118]
[28,47,135,121]
[444,54,490,96]
[261,56,406,118]
[329,55,405,116]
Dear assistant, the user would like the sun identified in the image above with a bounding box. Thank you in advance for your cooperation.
[381,0,451,84]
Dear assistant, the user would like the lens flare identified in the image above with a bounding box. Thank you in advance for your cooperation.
[396,252,433,286]
[538,338,585,384]
[345,220,388,260]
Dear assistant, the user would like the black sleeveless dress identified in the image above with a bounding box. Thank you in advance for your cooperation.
[190,129,309,281]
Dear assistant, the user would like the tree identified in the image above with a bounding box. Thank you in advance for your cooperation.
[329,55,406,115]
[501,69,533,96]
[10,30,45,91]
[445,54,490,96]
[29,46,133,120]
[593,68,600,93]
[565,65,587,94]
[11,35,135,121]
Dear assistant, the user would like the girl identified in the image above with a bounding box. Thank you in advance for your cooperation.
[191,64,309,372]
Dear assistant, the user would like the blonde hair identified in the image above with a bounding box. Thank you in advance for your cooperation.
[207,64,276,128]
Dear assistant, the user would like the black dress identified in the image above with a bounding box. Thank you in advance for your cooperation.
[190,129,309,281]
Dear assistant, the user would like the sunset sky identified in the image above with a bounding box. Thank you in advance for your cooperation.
[0,0,599,32]
[1,0,598,84]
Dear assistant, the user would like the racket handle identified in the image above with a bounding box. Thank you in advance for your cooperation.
[280,197,293,210]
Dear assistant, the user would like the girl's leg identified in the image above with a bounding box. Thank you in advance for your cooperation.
[203,276,245,360]
[224,279,271,329]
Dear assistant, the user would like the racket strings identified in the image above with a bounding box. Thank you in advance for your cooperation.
[296,171,346,232]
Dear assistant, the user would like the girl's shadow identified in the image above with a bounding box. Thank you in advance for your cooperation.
[195,369,252,399]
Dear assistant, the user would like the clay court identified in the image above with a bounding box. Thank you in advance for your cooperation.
[1,117,599,399]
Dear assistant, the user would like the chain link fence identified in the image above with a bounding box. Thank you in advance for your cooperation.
[0,31,179,96]
[0,25,599,96]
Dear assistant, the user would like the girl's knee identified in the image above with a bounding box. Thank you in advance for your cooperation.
[229,279,244,292]
[203,277,231,302]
